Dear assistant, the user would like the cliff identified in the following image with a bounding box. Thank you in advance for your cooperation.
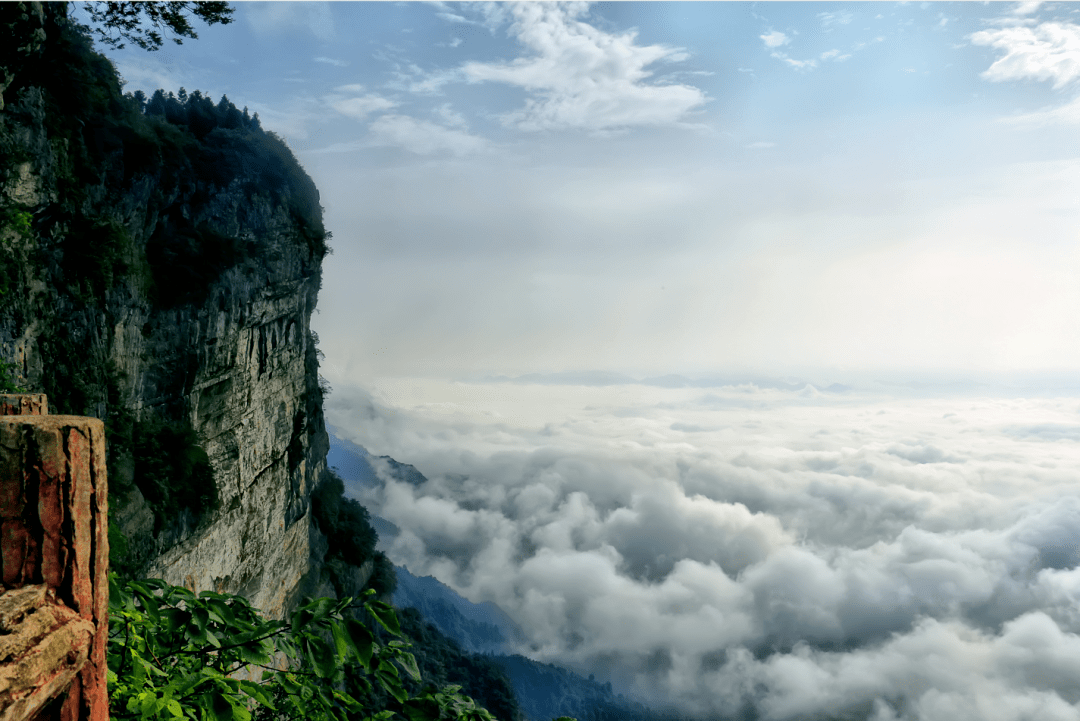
[0,3,354,618]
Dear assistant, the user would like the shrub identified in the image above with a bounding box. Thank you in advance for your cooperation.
[107,576,531,721]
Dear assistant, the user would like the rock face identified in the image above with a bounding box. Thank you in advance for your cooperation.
[0,4,333,618]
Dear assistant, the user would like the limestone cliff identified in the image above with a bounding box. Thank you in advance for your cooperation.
[0,3,347,617]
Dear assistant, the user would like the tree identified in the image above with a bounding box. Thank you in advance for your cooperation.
[80,1,234,51]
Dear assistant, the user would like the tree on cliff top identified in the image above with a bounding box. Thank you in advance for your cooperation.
[81,1,234,51]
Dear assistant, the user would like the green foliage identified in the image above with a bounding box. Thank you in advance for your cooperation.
[367,553,398,600]
[145,211,255,308]
[61,214,133,304]
[0,205,34,300]
[82,1,234,51]
[313,470,379,570]
[132,413,218,535]
[107,576,546,721]
[3,207,32,237]
[0,358,24,393]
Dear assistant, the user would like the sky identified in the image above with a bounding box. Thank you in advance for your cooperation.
[92,4,1080,720]
[97,0,1080,388]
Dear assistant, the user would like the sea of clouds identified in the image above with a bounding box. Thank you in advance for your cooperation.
[326,377,1080,721]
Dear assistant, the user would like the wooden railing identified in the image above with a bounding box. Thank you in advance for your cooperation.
[0,394,108,721]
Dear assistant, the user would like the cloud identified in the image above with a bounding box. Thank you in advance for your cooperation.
[760,32,818,71]
[761,30,791,49]
[329,381,1080,718]
[772,53,818,71]
[460,3,706,132]
[971,22,1080,89]
[1013,1,1044,16]
[328,94,398,120]
[368,114,488,156]
[314,56,347,67]
[819,11,854,28]
[245,2,336,43]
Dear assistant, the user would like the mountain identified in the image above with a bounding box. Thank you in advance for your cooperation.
[393,565,526,656]
[0,3,388,619]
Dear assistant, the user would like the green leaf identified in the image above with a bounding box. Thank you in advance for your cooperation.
[139,692,158,718]
[291,607,313,636]
[375,662,406,703]
[396,651,421,682]
[330,622,350,660]
[204,629,221,648]
[207,599,235,626]
[402,697,441,721]
[208,690,233,721]
[305,596,337,622]
[304,636,337,679]
[236,641,271,666]
[165,699,184,718]
[345,619,374,668]
[225,698,251,721]
[162,608,192,633]
[135,655,169,677]
[236,680,274,710]
[366,601,400,636]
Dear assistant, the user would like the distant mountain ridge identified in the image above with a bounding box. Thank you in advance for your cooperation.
[393,565,526,656]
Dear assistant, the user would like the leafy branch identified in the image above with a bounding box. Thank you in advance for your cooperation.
[80,1,234,51]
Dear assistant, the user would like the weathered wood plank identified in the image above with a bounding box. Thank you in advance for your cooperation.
[0,584,94,721]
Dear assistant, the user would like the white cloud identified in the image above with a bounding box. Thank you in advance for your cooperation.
[761,30,791,49]
[971,22,1080,89]
[1003,94,1080,125]
[329,94,398,120]
[368,114,487,156]
[772,52,818,71]
[818,12,854,28]
[314,56,347,67]
[328,379,1080,718]
[433,103,468,129]
[1013,1,1044,16]
[460,3,705,132]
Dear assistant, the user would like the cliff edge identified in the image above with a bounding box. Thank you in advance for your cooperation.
[0,2,347,618]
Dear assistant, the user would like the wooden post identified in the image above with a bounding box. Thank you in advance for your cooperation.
[0,396,108,721]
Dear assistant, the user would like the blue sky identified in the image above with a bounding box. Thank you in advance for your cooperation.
[97,1,1080,386]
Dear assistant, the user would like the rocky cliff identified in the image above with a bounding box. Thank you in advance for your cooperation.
[0,3,348,618]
